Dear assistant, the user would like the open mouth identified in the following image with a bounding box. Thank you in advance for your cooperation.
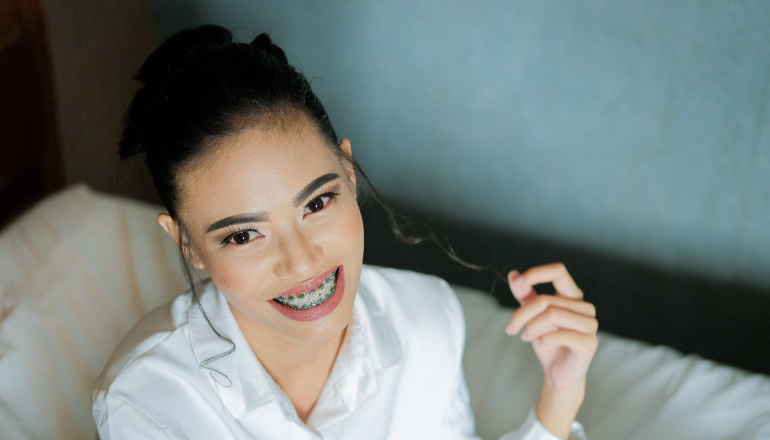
[273,268,338,310]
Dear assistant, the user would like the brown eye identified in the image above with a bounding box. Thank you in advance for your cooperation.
[307,197,326,213]
[304,193,336,215]
[228,230,259,245]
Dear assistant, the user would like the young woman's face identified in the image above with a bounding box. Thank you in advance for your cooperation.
[171,116,364,346]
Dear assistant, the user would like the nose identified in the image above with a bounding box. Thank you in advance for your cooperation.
[271,226,324,280]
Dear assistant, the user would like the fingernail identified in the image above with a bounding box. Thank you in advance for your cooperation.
[505,324,516,335]
[513,275,525,286]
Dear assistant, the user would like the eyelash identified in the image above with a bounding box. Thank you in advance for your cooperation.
[303,191,340,216]
[220,228,261,246]
[219,191,341,246]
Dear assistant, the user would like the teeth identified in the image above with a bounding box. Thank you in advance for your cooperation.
[274,269,338,310]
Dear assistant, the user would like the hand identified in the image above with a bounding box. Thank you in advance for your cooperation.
[505,263,598,438]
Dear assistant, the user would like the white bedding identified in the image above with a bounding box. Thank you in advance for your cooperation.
[1,185,769,439]
[457,286,770,439]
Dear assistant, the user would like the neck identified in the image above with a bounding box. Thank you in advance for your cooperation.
[229,305,348,422]
[253,327,346,381]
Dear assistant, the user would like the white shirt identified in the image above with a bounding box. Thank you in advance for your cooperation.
[93,265,585,439]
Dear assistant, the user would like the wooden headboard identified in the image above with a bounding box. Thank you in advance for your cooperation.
[0,0,62,225]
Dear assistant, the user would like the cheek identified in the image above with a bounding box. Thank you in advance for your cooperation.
[201,252,268,300]
[333,201,365,251]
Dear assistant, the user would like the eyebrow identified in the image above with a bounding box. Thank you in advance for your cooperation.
[205,213,267,233]
[205,173,341,234]
[292,173,340,207]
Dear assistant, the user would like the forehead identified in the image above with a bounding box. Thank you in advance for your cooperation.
[177,117,342,227]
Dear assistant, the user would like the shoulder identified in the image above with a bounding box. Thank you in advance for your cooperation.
[92,290,225,437]
[92,291,195,398]
[356,266,469,417]
[359,265,466,354]
[359,265,463,321]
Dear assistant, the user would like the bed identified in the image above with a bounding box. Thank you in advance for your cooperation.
[1,184,770,439]
[2,0,770,438]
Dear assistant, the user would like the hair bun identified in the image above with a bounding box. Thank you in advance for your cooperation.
[250,33,289,65]
[135,24,233,87]
[120,25,233,159]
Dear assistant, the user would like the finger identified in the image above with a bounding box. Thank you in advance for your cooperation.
[533,329,599,355]
[508,270,538,304]
[517,263,583,299]
[520,307,598,341]
[506,296,596,335]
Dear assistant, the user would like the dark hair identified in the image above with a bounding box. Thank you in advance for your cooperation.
[120,25,341,218]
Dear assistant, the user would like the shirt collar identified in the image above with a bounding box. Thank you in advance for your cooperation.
[352,281,402,370]
[187,273,403,421]
[188,281,275,418]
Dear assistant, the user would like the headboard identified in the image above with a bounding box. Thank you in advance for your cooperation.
[0,0,62,225]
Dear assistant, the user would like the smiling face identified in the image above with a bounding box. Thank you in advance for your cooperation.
[164,115,364,348]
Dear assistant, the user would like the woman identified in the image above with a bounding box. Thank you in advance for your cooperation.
[92,25,598,439]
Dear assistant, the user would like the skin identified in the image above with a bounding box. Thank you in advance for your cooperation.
[506,264,599,438]
[157,114,598,436]
[158,115,364,421]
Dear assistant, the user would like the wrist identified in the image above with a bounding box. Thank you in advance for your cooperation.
[534,381,585,439]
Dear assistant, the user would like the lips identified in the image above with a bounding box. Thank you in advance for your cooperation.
[268,266,345,322]
[273,268,338,310]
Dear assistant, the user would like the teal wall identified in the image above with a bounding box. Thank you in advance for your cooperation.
[150,1,770,289]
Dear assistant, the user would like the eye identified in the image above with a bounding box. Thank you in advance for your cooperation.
[222,230,261,246]
[304,192,339,215]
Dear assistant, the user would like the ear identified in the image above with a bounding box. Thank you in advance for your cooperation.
[157,213,206,269]
[339,138,357,189]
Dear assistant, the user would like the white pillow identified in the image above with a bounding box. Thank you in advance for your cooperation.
[0,184,186,440]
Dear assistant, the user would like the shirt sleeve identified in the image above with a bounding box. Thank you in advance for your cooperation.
[93,392,174,440]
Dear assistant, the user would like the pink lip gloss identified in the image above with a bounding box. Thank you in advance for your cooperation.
[268,266,345,322]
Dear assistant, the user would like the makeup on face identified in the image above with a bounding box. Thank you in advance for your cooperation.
[177,117,364,345]
[204,173,342,236]
[269,266,345,322]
